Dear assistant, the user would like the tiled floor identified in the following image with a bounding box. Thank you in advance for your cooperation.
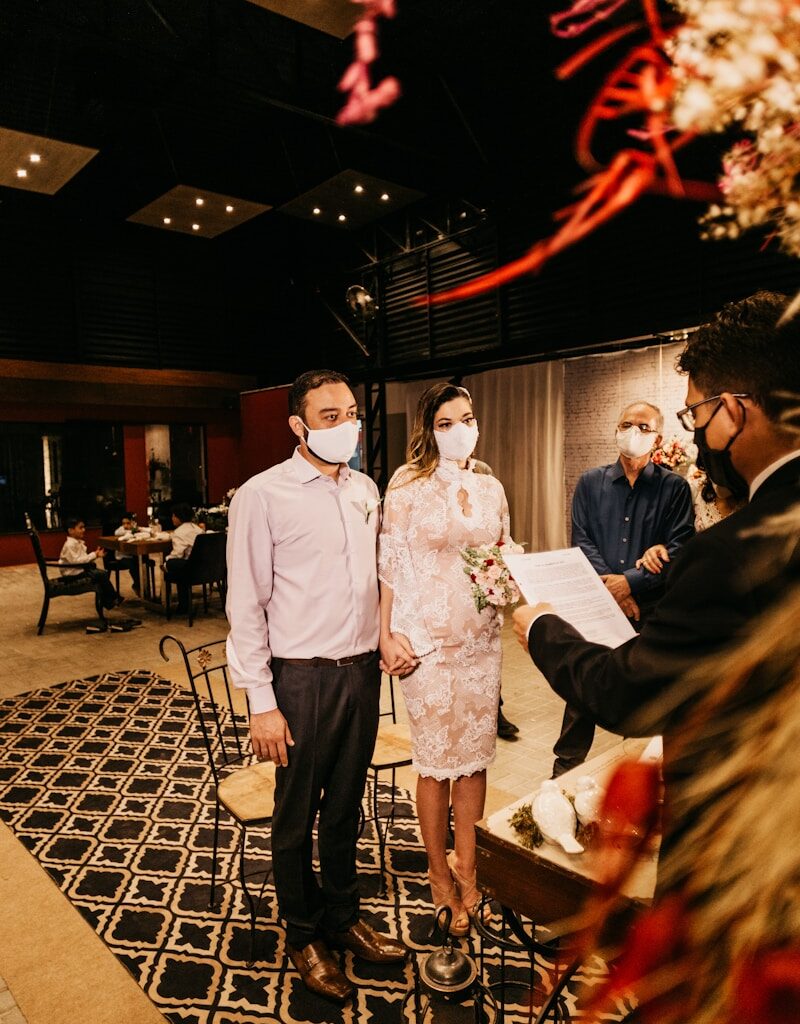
[0,561,619,1024]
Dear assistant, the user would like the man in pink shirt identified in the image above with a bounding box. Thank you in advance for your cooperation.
[226,370,405,1003]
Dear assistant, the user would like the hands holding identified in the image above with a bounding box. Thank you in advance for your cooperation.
[618,595,641,621]
[600,573,632,603]
[512,603,555,650]
[379,632,418,677]
[95,547,106,558]
[636,544,669,574]
[250,708,295,767]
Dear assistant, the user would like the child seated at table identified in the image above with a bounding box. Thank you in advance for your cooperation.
[163,503,202,612]
[109,513,144,595]
[60,518,121,609]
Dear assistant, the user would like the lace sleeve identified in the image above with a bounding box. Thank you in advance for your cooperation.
[378,467,415,589]
[499,485,511,545]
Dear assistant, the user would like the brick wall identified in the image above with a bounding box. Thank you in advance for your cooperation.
[563,342,693,533]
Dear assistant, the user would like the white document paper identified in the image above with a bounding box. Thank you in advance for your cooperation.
[504,547,637,649]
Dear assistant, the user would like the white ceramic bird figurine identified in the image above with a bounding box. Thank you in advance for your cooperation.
[532,780,584,854]
[573,775,604,826]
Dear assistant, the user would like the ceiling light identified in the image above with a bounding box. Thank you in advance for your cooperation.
[163,217,172,225]
[312,207,321,215]
[192,223,200,231]
[338,214,346,222]
[29,153,41,163]
[354,185,364,194]
[16,168,27,178]
[225,204,234,213]
[459,211,467,219]
[195,197,204,206]
[380,193,389,201]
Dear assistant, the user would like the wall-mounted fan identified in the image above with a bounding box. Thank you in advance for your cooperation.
[346,284,378,320]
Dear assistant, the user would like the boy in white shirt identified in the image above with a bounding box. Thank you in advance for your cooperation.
[163,503,202,612]
[59,518,120,609]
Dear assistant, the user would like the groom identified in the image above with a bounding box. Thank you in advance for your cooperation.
[226,369,405,1003]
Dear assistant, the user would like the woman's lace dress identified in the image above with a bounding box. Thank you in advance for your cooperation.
[378,460,511,780]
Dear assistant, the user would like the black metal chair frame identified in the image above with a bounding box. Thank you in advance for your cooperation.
[366,673,414,895]
[164,531,228,626]
[159,634,274,965]
[25,513,105,634]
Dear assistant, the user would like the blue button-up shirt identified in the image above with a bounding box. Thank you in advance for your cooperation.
[571,459,695,598]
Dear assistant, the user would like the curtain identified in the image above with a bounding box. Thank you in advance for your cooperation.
[464,361,566,552]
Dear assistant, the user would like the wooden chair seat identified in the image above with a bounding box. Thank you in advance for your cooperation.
[218,760,276,825]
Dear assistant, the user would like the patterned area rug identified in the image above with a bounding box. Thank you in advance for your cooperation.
[0,671,627,1024]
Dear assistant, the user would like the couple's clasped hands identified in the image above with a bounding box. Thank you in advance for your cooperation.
[380,632,418,677]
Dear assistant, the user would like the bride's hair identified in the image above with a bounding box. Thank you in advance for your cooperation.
[396,382,472,486]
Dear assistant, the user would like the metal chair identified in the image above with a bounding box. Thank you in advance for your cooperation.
[164,531,227,625]
[25,513,105,634]
[367,673,413,895]
[159,634,275,964]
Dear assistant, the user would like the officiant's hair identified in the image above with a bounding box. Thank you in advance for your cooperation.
[400,381,474,485]
[677,290,800,424]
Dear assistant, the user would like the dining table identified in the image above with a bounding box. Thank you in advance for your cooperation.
[99,533,173,611]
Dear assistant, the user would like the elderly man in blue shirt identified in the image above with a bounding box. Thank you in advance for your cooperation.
[553,399,695,776]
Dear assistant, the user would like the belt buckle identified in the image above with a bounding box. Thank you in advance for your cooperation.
[336,656,356,667]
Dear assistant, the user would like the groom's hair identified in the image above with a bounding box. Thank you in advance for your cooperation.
[288,369,351,419]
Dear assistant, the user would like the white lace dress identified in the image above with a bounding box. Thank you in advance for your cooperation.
[378,460,511,780]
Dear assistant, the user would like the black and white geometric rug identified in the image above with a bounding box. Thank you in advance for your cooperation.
[0,671,627,1024]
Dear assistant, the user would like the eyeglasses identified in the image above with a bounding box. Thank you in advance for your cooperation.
[617,421,658,434]
[675,393,749,431]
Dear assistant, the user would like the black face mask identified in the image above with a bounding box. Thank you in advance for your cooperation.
[693,401,749,500]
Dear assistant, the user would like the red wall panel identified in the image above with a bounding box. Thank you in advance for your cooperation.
[123,425,149,521]
[240,387,295,482]
[206,423,241,503]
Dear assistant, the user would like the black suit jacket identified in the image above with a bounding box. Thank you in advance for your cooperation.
[529,458,800,737]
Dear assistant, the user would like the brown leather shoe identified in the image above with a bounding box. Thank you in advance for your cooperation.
[329,919,407,963]
[287,940,353,1003]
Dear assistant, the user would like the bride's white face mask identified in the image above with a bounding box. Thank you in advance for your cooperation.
[435,421,479,462]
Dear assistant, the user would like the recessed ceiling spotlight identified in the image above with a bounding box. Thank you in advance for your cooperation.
[163,217,172,225]
[195,197,204,206]
[16,168,27,178]
[459,211,467,219]
[29,153,41,163]
[225,204,234,213]
[354,185,364,194]
[338,214,346,222]
[192,223,200,231]
[312,207,321,215]
[380,193,389,201]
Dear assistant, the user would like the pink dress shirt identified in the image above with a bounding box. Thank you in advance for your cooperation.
[226,448,381,714]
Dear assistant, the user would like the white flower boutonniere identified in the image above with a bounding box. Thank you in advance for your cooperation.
[362,497,381,524]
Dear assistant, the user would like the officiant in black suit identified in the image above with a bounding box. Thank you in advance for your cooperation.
[513,291,800,749]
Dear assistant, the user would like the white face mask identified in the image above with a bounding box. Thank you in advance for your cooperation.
[615,426,656,459]
[301,419,360,465]
[435,421,479,463]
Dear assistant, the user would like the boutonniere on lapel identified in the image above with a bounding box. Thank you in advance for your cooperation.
[361,497,382,524]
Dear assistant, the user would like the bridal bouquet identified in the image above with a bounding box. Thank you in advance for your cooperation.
[651,436,694,471]
[461,541,522,612]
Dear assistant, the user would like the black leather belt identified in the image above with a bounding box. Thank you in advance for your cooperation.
[273,651,376,668]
